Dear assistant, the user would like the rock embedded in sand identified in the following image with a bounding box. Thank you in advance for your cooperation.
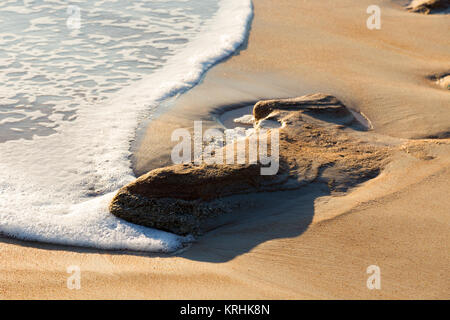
[437,75,450,90]
[110,94,391,235]
[109,163,291,235]
[429,73,450,90]
[407,0,450,14]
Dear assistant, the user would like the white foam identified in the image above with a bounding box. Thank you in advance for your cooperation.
[234,114,255,125]
[0,0,253,252]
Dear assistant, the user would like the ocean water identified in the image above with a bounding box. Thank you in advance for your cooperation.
[0,0,252,252]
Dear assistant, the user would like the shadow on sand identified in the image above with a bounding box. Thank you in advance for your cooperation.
[178,182,330,263]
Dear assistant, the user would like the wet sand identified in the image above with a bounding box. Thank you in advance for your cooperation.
[1,0,449,299]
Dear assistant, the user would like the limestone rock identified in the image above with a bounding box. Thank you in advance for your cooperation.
[110,163,290,235]
[110,94,391,235]
[407,0,450,14]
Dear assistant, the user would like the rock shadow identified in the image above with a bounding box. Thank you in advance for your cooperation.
[177,182,329,263]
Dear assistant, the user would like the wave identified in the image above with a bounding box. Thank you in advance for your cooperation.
[0,0,253,252]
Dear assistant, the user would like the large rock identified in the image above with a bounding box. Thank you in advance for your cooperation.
[113,163,287,202]
[110,94,391,235]
[110,163,291,235]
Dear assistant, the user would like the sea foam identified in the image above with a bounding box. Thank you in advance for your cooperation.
[0,0,253,252]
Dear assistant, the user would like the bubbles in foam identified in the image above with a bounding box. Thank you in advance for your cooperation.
[0,0,253,252]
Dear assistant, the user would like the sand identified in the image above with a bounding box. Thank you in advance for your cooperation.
[1,0,449,299]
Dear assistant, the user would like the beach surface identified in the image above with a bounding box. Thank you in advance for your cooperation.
[1,0,449,299]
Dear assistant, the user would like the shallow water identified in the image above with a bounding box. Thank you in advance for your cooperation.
[0,0,218,142]
[0,0,253,252]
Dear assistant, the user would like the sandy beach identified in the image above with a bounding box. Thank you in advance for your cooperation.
[1,0,449,299]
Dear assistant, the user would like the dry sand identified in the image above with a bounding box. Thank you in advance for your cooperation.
[1,0,449,299]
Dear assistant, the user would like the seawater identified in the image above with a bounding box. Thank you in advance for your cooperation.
[0,0,252,252]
